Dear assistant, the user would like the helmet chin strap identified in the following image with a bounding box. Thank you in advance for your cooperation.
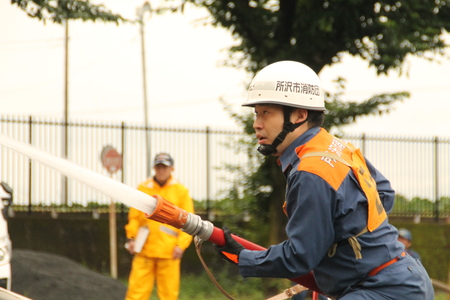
[257,108,306,156]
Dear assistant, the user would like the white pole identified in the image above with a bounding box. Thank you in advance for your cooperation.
[109,173,118,279]
[137,2,152,177]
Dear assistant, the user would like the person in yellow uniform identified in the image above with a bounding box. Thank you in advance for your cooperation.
[125,153,194,300]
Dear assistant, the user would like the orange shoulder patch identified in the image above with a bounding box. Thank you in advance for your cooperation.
[298,156,350,191]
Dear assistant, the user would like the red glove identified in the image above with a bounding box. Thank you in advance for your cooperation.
[214,226,245,264]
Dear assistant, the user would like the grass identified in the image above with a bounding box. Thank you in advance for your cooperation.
[179,274,263,300]
[435,292,449,300]
[139,272,450,300]
[147,271,266,300]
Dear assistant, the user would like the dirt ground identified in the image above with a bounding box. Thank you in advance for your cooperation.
[11,249,127,300]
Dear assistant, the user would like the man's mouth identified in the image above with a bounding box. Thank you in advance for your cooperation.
[256,134,267,144]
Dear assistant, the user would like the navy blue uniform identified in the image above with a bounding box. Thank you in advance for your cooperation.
[238,127,433,299]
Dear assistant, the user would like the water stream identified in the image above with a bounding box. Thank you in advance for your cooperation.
[0,133,157,214]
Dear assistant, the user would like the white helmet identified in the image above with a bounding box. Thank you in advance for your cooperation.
[242,61,325,111]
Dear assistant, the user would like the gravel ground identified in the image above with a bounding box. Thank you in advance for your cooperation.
[11,249,127,300]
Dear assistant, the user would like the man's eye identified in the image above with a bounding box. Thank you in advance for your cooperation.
[255,110,269,116]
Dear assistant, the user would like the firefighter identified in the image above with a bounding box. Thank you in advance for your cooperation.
[398,228,421,261]
[215,61,434,299]
[125,153,194,300]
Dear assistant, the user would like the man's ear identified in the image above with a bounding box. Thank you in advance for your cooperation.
[292,109,308,124]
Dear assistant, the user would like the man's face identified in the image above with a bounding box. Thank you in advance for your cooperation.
[154,164,173,183]
[398,236,412,249]
[253,104,285,156]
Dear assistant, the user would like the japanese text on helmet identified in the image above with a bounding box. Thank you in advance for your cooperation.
[275,81,320,96]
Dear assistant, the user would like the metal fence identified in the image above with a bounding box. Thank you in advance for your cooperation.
[0,115,449,218]
[0,116,247,210]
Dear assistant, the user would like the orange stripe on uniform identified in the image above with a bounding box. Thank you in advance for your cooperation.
[368,252,406,276]
[295,128,387,234]
[296,128,351,191]
[297,155,350,191]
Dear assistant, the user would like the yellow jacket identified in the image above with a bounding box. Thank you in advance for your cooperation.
[125,176,194,258]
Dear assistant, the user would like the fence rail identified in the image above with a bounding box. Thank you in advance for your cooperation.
[1,116,449,218]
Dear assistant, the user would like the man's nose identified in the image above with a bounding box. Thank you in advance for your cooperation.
[253,118,262,129]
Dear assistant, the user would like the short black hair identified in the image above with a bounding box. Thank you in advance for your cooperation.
[306,110,325,128]
[285,107,324,128]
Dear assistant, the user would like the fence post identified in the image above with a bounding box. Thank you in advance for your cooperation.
[206,126,211,218]
[434,136,439,222]
[121,122,125,217]
[361,133,366,155]
[28,116,33,215]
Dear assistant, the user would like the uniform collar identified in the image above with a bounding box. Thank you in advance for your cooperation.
[279,126,321,173]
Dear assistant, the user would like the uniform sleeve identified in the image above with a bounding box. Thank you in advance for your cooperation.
[239,171,336,278]
[365,158,395,213]
[176,186,194,250]
[125,207,142,240]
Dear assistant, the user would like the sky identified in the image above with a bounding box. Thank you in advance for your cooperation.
[1,0,450,138]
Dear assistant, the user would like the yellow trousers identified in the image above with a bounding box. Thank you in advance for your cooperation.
[125,255,181,300]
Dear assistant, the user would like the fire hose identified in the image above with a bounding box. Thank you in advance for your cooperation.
[147,194,320,294]
[0,133,322,295]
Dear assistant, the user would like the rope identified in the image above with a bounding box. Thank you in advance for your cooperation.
[194,236,310,300]
[194,237,235,300]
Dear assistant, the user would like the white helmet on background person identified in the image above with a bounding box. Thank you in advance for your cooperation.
[242,60,325,111]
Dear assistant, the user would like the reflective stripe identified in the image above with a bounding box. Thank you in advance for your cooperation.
[159,225,179,237]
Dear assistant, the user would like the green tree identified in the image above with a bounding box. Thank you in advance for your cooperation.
[175,0,449,242]
[177,0,449,75]
[11,0,126,24]
[165,1,449,294]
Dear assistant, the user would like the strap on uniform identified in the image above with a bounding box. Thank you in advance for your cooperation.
[302,150,369,260]
[327,227,368,259]
[301,151,351,167]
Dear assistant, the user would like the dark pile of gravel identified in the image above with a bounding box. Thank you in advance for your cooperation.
[11,249,127,300]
